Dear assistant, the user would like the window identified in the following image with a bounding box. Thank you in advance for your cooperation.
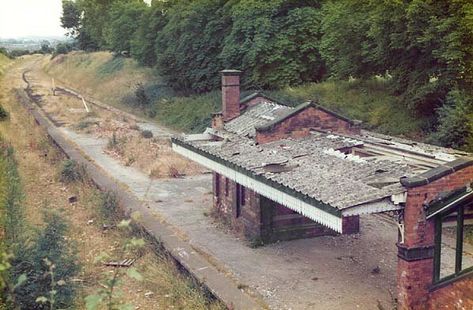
[225,178,229,197]
[431,188,473,284]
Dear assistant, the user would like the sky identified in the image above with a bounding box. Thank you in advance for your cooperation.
[0,0,65,38]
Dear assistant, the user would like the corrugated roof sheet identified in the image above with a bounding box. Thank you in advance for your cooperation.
[182,132,411,210]
[174,98,469,213]
[224,101,292,137]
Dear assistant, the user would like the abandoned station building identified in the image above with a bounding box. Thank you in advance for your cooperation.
[171,70,473,309]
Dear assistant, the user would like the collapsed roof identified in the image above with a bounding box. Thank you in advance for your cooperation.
[172,93,472,232]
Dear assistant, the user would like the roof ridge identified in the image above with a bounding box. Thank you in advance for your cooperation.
[239,91,284,106]
[254,100,354,132]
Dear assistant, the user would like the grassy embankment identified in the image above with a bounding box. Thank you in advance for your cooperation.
[0,56,224,309]
[44,51,424,137]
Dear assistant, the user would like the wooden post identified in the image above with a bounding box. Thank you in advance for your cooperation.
[81,96,90,113]
[51,78,56,96]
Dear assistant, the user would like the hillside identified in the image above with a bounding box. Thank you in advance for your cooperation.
[0,53,11,75]
[43,52,423,137]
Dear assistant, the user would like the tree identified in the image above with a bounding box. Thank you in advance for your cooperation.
[221,0,326,89]
[61,0,81,37]
[319,0,377,79]
[130,1,167,66]
[429,89,473,151]
[155,0,233,93]
[104,0,147,53]
[40,41,53,54]
[320,0,473,116]
[77,0,119,49]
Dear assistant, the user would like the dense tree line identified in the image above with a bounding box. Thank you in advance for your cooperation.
[61,0,473,148]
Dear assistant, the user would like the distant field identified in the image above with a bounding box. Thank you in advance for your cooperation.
[43,52,424,137]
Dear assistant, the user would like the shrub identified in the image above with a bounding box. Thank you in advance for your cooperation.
[100,191,119,223]
[428,90,473,151]
[107,132,119,149]
[0,105,8,121]
[141,130,153,139]
[106,133,126,156]
[146,108,157,118]
[135,82,150,106]
[0,141,25,246]
[11,212,79,310]
[59,159,84,183]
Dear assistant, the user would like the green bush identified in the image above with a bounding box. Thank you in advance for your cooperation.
[59,159,85,183]
[0,105,8,121]
[0,140,25,247]
[153,91,220,133]
[146,108,157,118]
[11,212,79,310]
[135,82,150,106]
[428,90,473,151]
[141,130,153,139]
[100,191,119,223]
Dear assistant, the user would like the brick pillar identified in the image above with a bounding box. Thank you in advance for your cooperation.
[397,188,435,310]
[221,69,242,122]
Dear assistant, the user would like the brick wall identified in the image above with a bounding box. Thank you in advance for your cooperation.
[212,173,359,243]
[397,165,473,310]
[255,106,358,144]
[260,199,338,243]
[342,215,360,234]
[212,173,261,240]
[429,276,473,309]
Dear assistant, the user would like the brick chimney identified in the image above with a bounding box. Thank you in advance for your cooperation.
[221,69,242,121]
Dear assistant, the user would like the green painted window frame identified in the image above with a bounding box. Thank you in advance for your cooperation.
[433,202,473,286]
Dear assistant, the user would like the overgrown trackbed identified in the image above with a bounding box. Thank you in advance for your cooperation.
[0,57,225,310]
[17,55,402,309]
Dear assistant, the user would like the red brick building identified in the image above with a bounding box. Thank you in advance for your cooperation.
[172,70,473,309]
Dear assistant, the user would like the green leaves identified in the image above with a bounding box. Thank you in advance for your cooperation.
[222,0,325,89]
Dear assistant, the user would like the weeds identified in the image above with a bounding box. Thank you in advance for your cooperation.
[107,133,127,156]
[108,132,119,149]
[0,105,7,121]
[135,83,150,106]
[59,159,85,183]
[141,130,153,139]
[248,237,264,249]
[100,190,120,224]
[1,142,79,309]
[75,120,99,130]
[97,57,125,78]
[12,212,80,310]
[85,220,145,310]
